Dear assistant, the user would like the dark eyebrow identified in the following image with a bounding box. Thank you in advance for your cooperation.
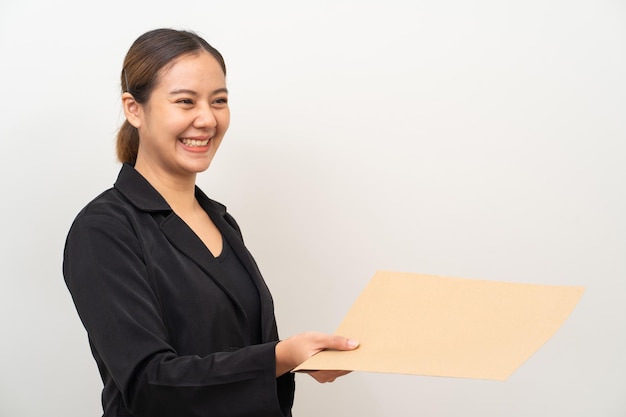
[168,88,229,96]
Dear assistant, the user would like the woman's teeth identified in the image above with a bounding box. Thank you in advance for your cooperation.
[181,138,209,147]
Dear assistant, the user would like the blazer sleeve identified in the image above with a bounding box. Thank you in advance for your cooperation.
[63,207,293,417]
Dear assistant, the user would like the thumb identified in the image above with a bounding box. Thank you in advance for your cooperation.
[326,335,360,351]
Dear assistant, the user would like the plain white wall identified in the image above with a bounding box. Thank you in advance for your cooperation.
[1,0,625,416]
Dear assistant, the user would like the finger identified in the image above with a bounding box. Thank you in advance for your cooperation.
[309,372,336,383]
[325,335,359,351]
[309,372,333,383]
[307,370,351,383]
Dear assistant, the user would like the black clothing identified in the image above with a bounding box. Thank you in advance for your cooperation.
[63,164,294,417]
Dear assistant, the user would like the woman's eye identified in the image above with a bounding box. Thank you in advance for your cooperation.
[214,97,228,105]
[178,99,193,105]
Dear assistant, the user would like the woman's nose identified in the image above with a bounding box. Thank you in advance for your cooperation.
[194,105,217,128]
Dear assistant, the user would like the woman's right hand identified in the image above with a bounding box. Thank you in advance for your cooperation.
[275,331,359,379]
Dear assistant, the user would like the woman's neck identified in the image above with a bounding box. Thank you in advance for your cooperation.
[134,162,198,214]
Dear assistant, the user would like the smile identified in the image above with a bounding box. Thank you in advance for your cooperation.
[180,138,210,147]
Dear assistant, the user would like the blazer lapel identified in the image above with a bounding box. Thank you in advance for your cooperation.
[114,164,248,322]
[198,193,278,342]
[159,212,248,321]
[114,163,274,341]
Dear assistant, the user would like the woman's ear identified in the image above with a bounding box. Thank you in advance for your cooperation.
[122,92,142,128]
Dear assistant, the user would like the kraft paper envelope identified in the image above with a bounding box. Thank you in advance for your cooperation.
[293,271,585,381]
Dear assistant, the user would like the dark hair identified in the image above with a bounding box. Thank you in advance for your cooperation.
[116,28,226,164]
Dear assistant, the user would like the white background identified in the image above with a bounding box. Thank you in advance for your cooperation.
[1,1,625,416]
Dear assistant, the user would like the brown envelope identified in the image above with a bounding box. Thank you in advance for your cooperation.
[293,270,585,381]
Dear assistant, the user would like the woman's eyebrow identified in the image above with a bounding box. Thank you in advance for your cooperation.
[169,87,228,95]
[169,88,197,95]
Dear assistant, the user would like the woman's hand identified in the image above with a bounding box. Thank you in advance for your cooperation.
[275,331,359,381]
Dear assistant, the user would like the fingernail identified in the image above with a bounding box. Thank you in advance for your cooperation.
[348,339,359,348]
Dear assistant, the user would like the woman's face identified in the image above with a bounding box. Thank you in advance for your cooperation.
[132,51,230,179]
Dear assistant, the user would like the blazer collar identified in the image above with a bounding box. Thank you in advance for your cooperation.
[114,163,171,212]
[113,163,229,216]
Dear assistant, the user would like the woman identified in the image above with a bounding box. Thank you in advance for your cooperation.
[63,28,358,417]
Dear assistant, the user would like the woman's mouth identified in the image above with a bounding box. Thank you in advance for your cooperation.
[180,138,210,147]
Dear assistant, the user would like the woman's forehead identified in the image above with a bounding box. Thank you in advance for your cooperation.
[155,52,226,89]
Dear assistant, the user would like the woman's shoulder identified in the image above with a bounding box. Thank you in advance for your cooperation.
[71,164,170,224]
[67,185,158,244]
[72,186,135,222]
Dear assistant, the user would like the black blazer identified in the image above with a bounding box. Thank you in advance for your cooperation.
[63,164,295,417]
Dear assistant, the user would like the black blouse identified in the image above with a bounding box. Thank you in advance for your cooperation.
[216,236,262,344]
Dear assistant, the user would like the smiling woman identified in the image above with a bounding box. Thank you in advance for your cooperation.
[124,52,230,188]
[62,28,358,417]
